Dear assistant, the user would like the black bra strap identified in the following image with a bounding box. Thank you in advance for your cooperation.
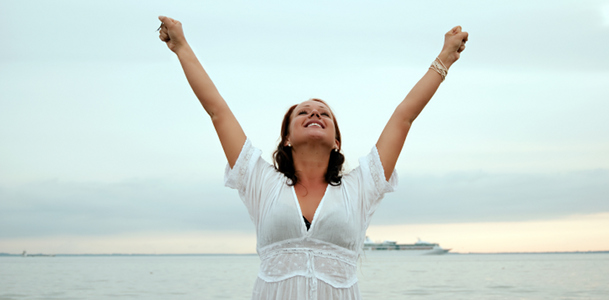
[303,216,311,231]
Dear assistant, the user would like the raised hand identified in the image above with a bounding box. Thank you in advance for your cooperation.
[438,26,469,68]
[158,16,187,53]
[155,16,246,167]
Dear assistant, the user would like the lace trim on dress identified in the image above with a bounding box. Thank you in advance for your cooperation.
[259,238,358,263]
[367,146,398,195]
[224,139,257,191]
[257,237,359,288]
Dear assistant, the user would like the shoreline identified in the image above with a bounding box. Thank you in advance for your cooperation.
[2,251,608,257]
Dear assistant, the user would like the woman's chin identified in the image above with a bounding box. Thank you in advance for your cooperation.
[303,133,334,144]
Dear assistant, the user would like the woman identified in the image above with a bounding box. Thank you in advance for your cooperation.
[158,16,467,300]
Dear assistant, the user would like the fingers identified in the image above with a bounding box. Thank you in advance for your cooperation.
[458,31,468,52]
[159,30,170,42]
[157,16,175,42]
[446,25,462,36]
[443,26,468,55]
[157,16,184,43]
[458,43,466,53]
[157,16,171,33]
[158,16,181,29]
[458,31,469,43]
[158,15,173,25]
[157,20,169,42]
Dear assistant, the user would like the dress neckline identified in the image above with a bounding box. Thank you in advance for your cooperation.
[291,184,329,234]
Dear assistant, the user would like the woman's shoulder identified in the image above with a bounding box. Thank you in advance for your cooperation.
[341,145,395,185]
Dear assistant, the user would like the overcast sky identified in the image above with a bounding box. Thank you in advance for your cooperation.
[1,0,608,254]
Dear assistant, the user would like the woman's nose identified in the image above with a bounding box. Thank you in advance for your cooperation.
[309,110,320,118]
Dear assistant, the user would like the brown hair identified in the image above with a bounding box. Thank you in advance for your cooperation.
[273,98,345,186]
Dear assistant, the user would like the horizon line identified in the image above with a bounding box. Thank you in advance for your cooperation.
[3,250,609,256]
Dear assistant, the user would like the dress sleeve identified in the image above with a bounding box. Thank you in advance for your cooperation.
[224,139,260,191]
[357,145,398,225]
[224,138,277,225]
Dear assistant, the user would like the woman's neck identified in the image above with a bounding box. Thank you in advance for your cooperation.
[291,144,331,185]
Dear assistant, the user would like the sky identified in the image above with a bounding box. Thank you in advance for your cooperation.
[1,0,608,254]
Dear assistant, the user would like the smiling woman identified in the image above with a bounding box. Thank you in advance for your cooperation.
[274,98,344,188]
[157,14,468,300]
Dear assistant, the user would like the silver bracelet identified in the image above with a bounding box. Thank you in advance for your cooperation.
[429,57,448,81]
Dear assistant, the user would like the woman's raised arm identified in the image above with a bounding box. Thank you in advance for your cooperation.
[376,26,469,180]
[158,16,246,168]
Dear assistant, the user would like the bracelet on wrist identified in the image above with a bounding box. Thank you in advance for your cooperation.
[429,57,448,82]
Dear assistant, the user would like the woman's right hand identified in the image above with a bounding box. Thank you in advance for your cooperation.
[157,16,246,168]
[158,16,187,53]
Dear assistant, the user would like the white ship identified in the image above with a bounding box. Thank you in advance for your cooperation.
[21,250,55,257]
[363,237,450,255]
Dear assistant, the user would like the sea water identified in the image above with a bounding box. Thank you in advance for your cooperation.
[1,252,607,299]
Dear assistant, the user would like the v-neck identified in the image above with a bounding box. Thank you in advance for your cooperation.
[291,184,329,233]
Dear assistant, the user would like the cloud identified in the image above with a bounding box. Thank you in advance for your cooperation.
[468,3,609,71]
[0,178,252,238]
[2,169,607,239]
[372,169,609,225]
[6,1,607,71]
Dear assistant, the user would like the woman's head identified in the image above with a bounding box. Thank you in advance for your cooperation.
[273,98,345,186]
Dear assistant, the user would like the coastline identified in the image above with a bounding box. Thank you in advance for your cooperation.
[2,251,608,257]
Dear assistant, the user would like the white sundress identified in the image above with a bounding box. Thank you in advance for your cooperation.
[224,139,397,300]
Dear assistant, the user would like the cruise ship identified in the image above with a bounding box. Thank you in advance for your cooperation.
[363,237,450,255]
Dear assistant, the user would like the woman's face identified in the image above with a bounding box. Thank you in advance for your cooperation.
[286,100,339,150]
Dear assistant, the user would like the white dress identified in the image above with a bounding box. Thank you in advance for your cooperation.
[225,139,397,300]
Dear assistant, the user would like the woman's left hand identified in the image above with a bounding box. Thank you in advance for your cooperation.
[438,26,469,69]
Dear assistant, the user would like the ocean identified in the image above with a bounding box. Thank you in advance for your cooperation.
[1,252,607,299]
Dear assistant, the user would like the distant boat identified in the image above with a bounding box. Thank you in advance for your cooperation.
[21,250,55,257]
[363,237,451,255]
